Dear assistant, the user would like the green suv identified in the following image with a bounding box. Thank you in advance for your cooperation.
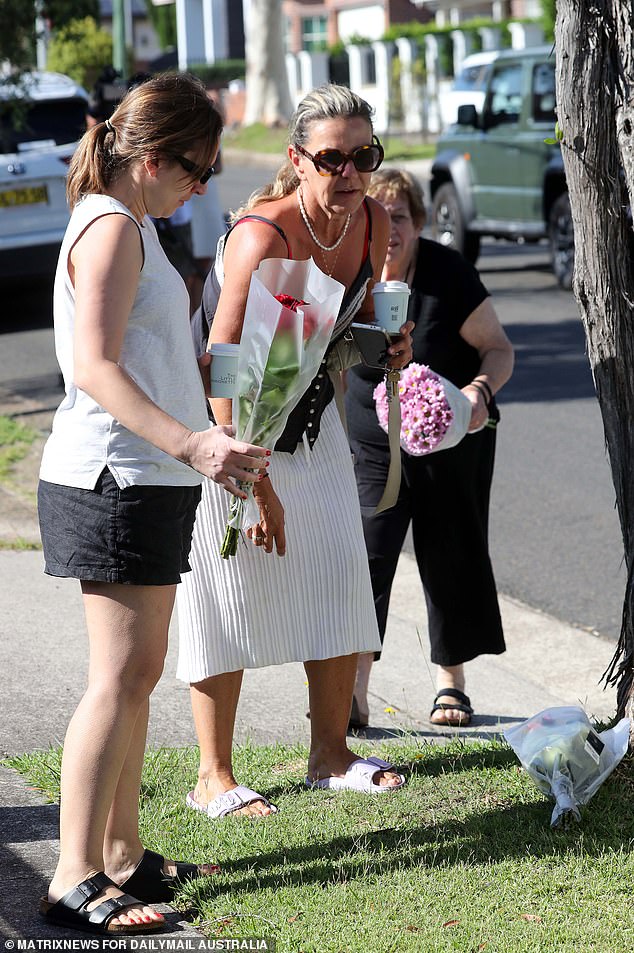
[430,46,573,288]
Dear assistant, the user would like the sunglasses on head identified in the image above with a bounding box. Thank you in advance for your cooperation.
[295,136,384,176]
[174,154,214,185]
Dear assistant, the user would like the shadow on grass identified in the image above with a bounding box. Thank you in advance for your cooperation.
[184,745,634,905]
[350,713,523,742]
[197,779,634,903]
[9,743,634,923]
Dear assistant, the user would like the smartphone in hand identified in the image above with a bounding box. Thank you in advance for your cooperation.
[350,323,392,369]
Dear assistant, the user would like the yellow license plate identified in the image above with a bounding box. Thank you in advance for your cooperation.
[0,185,48,208]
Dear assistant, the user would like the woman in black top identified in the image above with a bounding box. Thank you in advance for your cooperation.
[345,168,514,728]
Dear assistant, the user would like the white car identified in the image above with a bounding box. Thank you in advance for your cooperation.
[439,50,499,129]
[0,71,89,280]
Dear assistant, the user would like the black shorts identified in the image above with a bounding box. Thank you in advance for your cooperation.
[38,468,202,586]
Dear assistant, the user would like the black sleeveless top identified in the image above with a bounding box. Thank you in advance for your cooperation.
[226,203,374,453]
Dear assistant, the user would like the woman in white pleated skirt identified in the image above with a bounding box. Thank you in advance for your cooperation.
[176,84,413,818]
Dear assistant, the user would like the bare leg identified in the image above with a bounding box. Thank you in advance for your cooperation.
[353,652,374,724]
[47,582,177,927]
[430,663,470,725]
[305,654,401,787]
[104,697,218,881]
[189,671,274,817]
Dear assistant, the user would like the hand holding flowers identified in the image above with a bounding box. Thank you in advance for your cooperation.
[374,363,472,456]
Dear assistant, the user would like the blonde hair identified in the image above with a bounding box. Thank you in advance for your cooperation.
[67,73,222,209]
[231,84,375,220]
[367,168,427,229]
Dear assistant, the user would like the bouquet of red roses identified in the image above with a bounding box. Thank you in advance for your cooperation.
[219,257,345,557]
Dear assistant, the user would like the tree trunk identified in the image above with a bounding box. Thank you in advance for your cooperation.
[555,0,634,732]
[243,0,293,127]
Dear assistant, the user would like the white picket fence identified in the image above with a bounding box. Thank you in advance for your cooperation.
[283,22,545,136]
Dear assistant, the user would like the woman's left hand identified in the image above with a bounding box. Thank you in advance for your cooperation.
[387,320,414,369]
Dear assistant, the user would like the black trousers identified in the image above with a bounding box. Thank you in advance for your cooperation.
[351,427,505,667]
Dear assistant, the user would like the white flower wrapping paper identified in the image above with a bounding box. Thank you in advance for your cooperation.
[218,257,345,556]
[504,706,630,828]
[374,363,473,456]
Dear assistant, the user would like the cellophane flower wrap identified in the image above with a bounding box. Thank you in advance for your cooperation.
[219,257,345,558]
[504,706,630,828]
[374,362,472,456]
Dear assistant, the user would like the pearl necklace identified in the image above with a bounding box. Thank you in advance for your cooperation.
[297,187,351,251]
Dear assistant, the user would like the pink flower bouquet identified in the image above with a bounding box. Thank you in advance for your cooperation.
[374,362,472,456]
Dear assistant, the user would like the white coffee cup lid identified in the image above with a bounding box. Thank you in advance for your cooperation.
[372,280,410,294]
[208,342,240,355]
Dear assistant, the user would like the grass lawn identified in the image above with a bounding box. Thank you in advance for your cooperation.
[223,123,437,163]
[6,738,634,952]
[0,415,36,480]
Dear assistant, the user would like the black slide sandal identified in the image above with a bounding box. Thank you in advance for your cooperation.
[120,849,215,903]
[430,688,474,727]
[39,872,164,935]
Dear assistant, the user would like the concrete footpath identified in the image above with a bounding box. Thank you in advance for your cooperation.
[0,544,619,940]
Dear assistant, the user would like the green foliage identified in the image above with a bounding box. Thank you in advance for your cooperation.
[0,0,37,72]
[389,57,403,125]
[383,17,531,56]
[541,0,557,41]
[143,0,177,51]
[189,60,246,88]
[0,1,99,95]
[0,416,37,480]
[43,0,99,28]
[46,16,112,89]
[545,120,565,145]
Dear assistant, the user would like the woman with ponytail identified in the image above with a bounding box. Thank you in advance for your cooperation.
[37,73,268,935]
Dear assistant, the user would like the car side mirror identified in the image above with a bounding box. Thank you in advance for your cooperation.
[456,104,478,127]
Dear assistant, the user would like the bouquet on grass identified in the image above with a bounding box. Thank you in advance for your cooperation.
[374,362,472,456]
[219,257,345,558]
[504,706,630,828]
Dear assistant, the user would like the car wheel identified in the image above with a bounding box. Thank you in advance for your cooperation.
[431,183,481,263]
[549,192,574,290]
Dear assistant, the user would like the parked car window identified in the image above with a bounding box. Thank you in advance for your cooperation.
[1,98,87,152]
[531,62,556,123]
[487,63,523,124]
[453,62,490,92]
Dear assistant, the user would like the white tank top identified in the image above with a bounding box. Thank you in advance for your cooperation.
[40,194,209,489]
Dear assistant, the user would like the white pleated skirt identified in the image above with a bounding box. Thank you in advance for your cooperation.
[176,401,381,682]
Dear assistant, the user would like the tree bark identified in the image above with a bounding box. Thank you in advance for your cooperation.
[243,0,293,127]
[555,0,634,731]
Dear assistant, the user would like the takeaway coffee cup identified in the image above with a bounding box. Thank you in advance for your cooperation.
[371,280,411,336]
[208,342,239,398]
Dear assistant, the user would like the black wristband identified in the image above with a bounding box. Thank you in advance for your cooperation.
[474,378,493,402]
[469,380,490,404]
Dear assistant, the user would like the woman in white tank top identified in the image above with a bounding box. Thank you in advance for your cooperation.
[36,74,268,936]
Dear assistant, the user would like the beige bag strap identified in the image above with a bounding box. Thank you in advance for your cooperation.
[374,368,402,513]
[327,365,401,513]
[329,368,349,439]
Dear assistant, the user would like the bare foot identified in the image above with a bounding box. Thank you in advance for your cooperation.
[308,749,403,787]
[191,777,275,818]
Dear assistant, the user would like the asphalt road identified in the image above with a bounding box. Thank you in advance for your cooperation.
[0,163,626,643]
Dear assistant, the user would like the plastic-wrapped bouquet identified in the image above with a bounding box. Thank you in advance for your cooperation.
[219,257,345,558]
[505,706,630,828]
[374,362,472,456]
